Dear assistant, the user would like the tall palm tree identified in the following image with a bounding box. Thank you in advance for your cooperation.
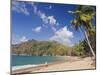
[68,5,96,57]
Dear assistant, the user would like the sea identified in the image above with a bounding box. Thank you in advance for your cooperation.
[12,55,66,67]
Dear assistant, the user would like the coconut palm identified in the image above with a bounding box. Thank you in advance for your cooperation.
[68,5,96,57]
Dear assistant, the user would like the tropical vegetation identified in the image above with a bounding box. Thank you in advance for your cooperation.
[68,5,96,57]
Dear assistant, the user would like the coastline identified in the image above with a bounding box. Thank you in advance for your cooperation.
[12,64,42,71]
[11,56,95,74]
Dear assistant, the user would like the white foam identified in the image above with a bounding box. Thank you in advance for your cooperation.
[12,64,41,71]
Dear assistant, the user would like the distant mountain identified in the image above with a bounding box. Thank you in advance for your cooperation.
[12,39,71,56]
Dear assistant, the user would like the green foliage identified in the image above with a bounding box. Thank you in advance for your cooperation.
[73,40,96,57]
[12,39,95,57]
[69,5,96,30]
[74,42,85,56]
[12,40,70,56]
[68,5,96,57]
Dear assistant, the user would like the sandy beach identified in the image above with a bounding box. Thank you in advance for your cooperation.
[11,56,95,75]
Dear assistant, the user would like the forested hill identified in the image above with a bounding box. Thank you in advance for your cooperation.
[12,39,71,56]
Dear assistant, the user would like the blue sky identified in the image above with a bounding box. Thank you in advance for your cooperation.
[12,1,86,46]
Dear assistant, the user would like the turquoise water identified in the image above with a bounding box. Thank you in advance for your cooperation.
[12,55,66,66]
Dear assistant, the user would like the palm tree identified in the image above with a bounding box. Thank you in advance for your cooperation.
[68,5,96,57]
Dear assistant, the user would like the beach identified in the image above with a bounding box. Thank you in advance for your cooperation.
[12,56,95,74]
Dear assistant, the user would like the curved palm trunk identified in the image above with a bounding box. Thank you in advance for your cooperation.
[84,31,95,57]
[79,27,95,57]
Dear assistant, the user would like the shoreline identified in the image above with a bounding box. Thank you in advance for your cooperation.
[11,56,95,74]
[12,64,42,71]
[12,56,81,70]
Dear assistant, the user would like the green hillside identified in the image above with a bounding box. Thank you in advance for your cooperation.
[12,39,71,56]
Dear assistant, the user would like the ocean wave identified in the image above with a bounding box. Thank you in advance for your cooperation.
[12,64,41,71]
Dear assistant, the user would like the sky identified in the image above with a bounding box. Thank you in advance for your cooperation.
[11,0,87,46]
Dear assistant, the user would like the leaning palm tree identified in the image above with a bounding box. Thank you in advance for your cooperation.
[68,5,96,57]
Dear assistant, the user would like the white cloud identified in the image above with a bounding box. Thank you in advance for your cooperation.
[15,2,59,32]
[48,16,56,26]
[12,34,20,44]
[12,1,59,32]
[38,11,57,25]
[50,26,74,46]
[38,11,49,24]
[12,34,28,44]
[30,4,58,31]
[37,11,58,31]
[32,26,42,33]
[51,26,57,32]
[20,36,28,42]
[29,2,38,14]
[38,12,57,26]
[12,0,29,15]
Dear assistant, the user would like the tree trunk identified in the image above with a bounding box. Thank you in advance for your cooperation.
[84,31,95,57]
[79,27,95,57]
